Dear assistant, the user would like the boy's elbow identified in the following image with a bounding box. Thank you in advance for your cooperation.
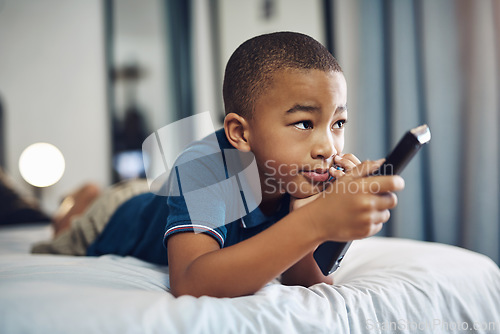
[170,280,221,298]
[171,288,190,298]
[307,274,333,286]
[170,280,260,298]
[170,281,203,298]
[170,284,183,298]
[281,274,333,287]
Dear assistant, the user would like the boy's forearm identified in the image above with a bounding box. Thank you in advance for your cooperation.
[172,207,323,298]
[280,251,333,287]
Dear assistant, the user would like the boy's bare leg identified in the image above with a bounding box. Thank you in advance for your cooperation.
[52,183,101,237]
[31,179,149,256]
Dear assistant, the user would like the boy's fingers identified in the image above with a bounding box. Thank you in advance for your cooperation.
[374,192,398,210]
[346,159,385,178]
[377,210,391,224]
[360,211,390,237]
[338,153,361,166]
[328,167,345,179]
[333,154,360,173]
[367,210,391,225]
[370,221,385,236]
[366,175,405,193]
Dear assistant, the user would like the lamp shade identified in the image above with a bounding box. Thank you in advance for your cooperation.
[19,143,65,187]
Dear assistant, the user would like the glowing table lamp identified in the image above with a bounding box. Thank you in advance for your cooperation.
[18,143,65,200]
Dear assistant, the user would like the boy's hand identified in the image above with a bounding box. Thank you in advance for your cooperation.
[290,192,321,212]
[304,159,405,243]
[290,153,362,212]
[333,153,362,174]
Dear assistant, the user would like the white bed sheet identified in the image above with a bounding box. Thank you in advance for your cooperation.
[0,224,499,334]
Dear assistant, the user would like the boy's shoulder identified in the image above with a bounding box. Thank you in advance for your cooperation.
[166,127,246,198]
[173,128,232,164]
[166,127,265,230]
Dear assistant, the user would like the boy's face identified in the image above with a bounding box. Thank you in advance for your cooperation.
[247,69,347,200]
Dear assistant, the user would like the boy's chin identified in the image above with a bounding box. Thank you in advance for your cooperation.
[288,185,325,199]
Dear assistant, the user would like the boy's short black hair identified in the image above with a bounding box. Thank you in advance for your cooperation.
[223,31,342,118]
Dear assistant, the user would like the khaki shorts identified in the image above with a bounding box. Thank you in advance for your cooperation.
[31,179,150,256]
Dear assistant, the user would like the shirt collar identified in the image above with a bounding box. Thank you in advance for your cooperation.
[241,193,290,228]
[215,129,291,229]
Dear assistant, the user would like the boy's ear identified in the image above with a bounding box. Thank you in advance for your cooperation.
[224,113,251,152]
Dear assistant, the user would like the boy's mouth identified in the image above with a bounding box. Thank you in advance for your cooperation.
[301,169,330,183]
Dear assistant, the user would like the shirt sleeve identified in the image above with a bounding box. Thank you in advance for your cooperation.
[162,140,230,248]
[162,131,256,249]
[164,194,227,248]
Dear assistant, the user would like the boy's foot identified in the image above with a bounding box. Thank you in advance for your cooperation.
[0,167,51,225]
[52,183,101,236]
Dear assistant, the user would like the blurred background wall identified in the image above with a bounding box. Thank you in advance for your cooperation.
[0,0,498,263]
[0,0,109,213]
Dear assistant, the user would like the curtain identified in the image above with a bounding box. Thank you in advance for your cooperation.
[334,0,499,264]
[164,0,194,121]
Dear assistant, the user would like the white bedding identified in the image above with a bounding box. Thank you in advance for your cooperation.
[0,224,499,334]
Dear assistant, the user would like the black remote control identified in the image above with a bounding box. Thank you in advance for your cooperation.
[313,124,431,276]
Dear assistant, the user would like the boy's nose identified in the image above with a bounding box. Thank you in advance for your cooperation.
[311,133,336,160]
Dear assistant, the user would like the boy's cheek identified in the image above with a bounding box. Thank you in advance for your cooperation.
[261,159,298,178]
[286,179,329,199]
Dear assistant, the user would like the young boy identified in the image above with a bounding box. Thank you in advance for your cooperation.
[33,31,404,298]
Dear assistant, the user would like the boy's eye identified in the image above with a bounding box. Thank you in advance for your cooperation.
[294,121,313,130]
[332,119,347,129]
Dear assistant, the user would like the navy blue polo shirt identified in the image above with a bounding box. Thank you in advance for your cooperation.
[87,129,290,265]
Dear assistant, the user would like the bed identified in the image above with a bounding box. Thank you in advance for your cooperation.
[0,223,499,334]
